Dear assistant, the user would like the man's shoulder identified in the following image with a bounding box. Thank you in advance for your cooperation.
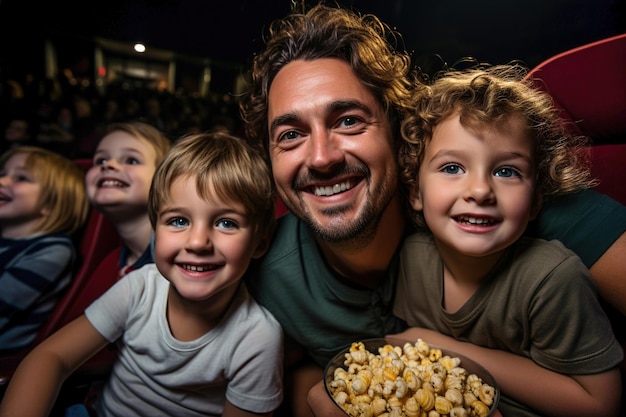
[263,213,316,260]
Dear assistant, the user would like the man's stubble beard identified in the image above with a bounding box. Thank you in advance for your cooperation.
[298,181,396,252]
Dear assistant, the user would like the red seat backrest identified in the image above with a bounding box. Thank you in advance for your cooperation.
[525,35,626,383]
[589,144,626,207]
[524,33,626,142]
[31,159,122,344]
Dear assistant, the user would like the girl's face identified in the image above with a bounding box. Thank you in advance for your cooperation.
[154,176,266,306]
[85,131,159,216]
[0,153,47,238]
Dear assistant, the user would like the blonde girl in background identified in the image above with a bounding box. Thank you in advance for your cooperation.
[0,146,89,352]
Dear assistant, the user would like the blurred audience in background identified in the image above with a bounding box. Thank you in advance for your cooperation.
[1,70,242,157]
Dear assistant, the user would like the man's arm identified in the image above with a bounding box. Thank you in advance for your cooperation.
[589,230,626,316]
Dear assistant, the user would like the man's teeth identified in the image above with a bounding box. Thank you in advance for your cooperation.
[182,264,215,272]
[314,181,351,196]
[458,216,493,225]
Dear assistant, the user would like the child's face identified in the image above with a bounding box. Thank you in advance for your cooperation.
[0,153,46,237]
[153,176,266,303]
[85,131,159,214]
[411,114,538,258]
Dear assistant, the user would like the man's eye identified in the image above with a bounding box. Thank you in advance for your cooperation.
[494,167,520,178]
[339,116,360,128]
[441,164,464,175]
[278,130,300,142]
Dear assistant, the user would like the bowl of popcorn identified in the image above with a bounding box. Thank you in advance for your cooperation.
[324,337,500,417]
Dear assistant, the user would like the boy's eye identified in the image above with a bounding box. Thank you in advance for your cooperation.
[216,219,238,230]
[126,157,140,165]
[94,157,107,165]
[167,217,189,227]
[494,167,520,178]
[441,164,464,175]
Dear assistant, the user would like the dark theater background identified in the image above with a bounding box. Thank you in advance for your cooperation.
[0,0,624,148]
[2,0,624,90]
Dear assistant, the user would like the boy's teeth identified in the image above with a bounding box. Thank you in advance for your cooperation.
[183,264,213,272]
[459,216,492,225]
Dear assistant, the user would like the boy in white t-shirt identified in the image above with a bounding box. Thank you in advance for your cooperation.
[0,132,283,417]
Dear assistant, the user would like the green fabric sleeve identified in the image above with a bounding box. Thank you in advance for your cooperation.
[527,189,626,267]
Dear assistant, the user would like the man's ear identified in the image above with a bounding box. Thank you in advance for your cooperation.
[529,191,543,220]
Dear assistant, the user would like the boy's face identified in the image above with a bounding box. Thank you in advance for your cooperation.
[266,58,398,243]
[85,131,158,214]
[153,176,265,303]
[411,114,539,258]
[0,153,46,237]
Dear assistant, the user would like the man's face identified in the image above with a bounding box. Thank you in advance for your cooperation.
[267,58,398,243]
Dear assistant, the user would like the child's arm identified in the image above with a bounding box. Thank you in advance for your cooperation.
[392,327,622,417]
[0,315,110,417]
[222,400,272,417]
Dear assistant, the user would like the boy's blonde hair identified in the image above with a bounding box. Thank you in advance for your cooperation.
[399,64,597,228]
[0,146,90,235]
[103,121,171,166]
[148,132,276,239]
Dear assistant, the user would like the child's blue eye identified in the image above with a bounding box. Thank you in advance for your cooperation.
[217,219,238,230]
[442,164,464,175]
[494,167,520,178]
[167,217,189,227]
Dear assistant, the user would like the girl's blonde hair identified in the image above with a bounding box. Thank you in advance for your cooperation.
[0,146,90,235]
[102,121,171,166]
[148,132,276,240]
